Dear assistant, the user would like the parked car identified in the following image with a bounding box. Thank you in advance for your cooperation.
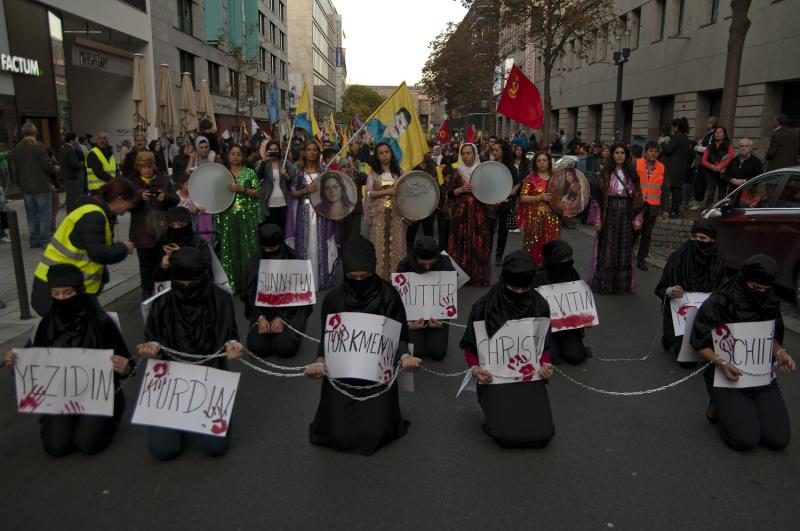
[704,166,800,306]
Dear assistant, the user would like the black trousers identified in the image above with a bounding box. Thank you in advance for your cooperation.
[550,330,588,365]
[247,326,302,358]
[704,368,790,451]
[704,172,727,207]
[263,205,287,232]
[636,203,659,263]
[694,169,707,202]
[495,204,512,259]
[137,247,160,299]
[63,177,85,214]
[669,186,682,216]
[436,213,449,251]
[40,392,124,457]
[406,214,435,252]
[409,326,448,361]
[148,426,232,461]
[660,300,682,353]
[340,211,363,244]
[478,381,554,449]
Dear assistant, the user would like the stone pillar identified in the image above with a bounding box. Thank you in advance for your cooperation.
[734,83,778,156]
[674,92,700,139]
[600,102,616,144]
[631,97,651,141]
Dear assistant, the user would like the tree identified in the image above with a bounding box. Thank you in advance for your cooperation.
[341,85,384,122]
[462,0,612,139]
[719,0,753,133]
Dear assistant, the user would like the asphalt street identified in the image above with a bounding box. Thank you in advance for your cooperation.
[1,228,798,530]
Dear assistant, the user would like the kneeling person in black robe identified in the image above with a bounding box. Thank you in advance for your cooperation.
[396,236,455,361]
[153,206,212,284]
[3,264,133,457]
[137,247,243,461]
[533,240,591,365]
[691,255,796,451]
[243,224,313,358]
[304,238,422,455]
[656,219,727,357]
[461,251,556,449]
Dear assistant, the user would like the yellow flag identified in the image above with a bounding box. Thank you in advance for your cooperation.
[364,82,429,173]
[294,83,320,141]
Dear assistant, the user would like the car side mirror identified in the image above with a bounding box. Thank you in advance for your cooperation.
[717,197,733,212]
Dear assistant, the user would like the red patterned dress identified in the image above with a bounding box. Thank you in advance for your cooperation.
[518,174,560,264]
[447,173,494,287]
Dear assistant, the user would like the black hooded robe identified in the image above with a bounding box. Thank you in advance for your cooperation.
[31,292,132,457]
[309,276,412,456]
[460,252,555,449]
[690,266,788,452]
[242,244,313,358]
[395,241,456,361]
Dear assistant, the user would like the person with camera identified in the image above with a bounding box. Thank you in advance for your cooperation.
[129,151,179,299]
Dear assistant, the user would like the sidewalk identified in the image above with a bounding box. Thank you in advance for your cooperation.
[572,223,800,335]
[0,194,141,346]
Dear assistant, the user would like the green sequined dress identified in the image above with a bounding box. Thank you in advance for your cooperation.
[215,166,261,294]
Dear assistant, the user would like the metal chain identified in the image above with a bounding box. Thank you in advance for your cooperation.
[324,360,405,402]
[237,356,307,378]
[420,366,471,378]
[553,363,710,396]
[589,297,666,362]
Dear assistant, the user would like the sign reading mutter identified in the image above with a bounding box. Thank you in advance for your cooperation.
[256,259,316,307]
[323,312,402,384]
[391,271,458,320]
[131,359,240,437]
[474,317,550,384]
[670,292,710,336]
[713,320,775,389]
[13,348,115,416]
[535,280,598,331]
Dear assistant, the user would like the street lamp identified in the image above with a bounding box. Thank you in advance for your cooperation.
[613,39,630,142]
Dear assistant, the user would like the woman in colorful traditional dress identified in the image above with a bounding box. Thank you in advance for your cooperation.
[518,151,560,265]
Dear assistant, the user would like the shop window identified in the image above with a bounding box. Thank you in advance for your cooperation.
[177,0,192,35]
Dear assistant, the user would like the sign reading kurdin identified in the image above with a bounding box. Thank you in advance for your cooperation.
[323,312,402,384]
[13,348,115,416]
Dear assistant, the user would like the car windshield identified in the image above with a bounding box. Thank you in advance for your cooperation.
[735,173,783,208]
[774,174,800,208]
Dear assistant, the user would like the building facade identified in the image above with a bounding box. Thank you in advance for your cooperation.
[151,0,289,137]
[0,0,154,149]
[287,0,344,121]
[538,0,800,152]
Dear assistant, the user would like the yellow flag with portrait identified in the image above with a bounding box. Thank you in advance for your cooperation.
[364,82,429,173]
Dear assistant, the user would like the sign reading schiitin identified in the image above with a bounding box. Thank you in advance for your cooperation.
[13,348,115,416]
[712,320,775,389]
[255,259,316,307]
[323,312,402,384]
[535,280,598,331]
[131,359,240,437]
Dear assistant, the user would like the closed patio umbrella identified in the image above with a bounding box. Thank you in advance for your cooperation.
[132,53,151,132]
[179,72,199,135]
[198,78,218,133]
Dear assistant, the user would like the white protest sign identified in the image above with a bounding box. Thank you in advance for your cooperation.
[131,359,240,437]
[676,306,704,362]
[670,292,710,336]
[713,320,775,389]
[441,251,470,290]
[391,271,458,320]
[323,312,402,384]
[13,348,115,416]
[535,280,599,332]
[255,259,316,307]
[475,317,550,385]
[140,287,171,323]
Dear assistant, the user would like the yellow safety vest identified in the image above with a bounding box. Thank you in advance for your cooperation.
[34,203,112,294]
[86,146,117,191]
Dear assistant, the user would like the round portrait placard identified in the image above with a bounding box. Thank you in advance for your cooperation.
[309,170,357,221]
[547,167,590,218]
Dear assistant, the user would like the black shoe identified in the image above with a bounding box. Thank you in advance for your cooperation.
[706,402,718,424]
[636,261,649,271]
[495,256,503,267]
[584,347,593,358]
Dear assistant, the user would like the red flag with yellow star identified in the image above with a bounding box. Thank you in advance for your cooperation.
[497,64,543,129]
[436,120,448,143]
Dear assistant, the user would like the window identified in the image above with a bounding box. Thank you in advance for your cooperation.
[271,54,277,75]
[735,174,784,209]
[208,60,220,94]
[280,89,286,110]
[677,0,686,34]
[260,48,267,71]
[259,13,266,36]
[177,0,192,34]
[654,0,666,41]
[279,1,285,21]
[270,0,276,12]
[179,49,195,80]
[280,60,286,80]
[629,8,641,49]
[246,76,255,97]
[270,22,276,43]
[710,0,720,23]
[279,31,286,51]
[260,81,268,105]
[775,175,800,208]
[229,69,240,98]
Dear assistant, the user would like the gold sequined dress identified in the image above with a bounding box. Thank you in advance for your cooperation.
[519,174,560,265]
[366,171,407,280]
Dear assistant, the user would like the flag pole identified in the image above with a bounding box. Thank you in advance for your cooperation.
[282,122,296,169]
[333,122,366,162]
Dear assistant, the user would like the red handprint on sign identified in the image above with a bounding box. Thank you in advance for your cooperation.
[328,313,342,331]
[440,295,457,317]
[152,362,168,379]
[18,385,46,412]
[210,418,228,435]
[394,274,407,287]
[506,353,535,382]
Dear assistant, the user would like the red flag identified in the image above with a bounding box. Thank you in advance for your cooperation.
[436,120,449,143]
[497,65,543,129]
[466,123,476,143]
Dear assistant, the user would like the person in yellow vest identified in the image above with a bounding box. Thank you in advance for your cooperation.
[85,131,117,192]
[32,179,136,316]
[635,141,670,271]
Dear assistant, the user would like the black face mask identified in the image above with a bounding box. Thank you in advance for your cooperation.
[261,247,282,259]
[691,239,715,255]
[167,225,193,243]
[172,279,208,304]
[51,293,89,321]
[547,259,574,271]
[345,276,372,297]
[504,286,531,302]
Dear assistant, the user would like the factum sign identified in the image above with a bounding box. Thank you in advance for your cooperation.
[0,53,42,76]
